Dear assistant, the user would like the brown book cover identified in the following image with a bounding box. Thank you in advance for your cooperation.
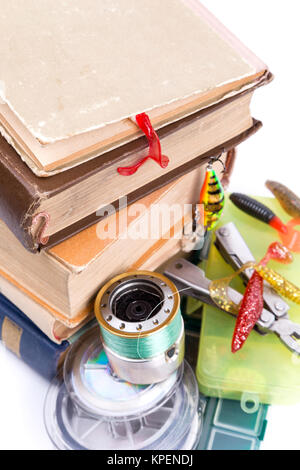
[0,100,263,253]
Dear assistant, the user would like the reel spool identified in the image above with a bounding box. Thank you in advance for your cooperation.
[44,326,202,450]
[94,271,184,384]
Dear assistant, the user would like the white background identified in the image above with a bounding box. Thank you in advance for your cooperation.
[0,0,300,450]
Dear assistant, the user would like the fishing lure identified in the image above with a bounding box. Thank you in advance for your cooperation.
[181,156,225,251]
[231,271,264,353]
[210,241,296,352]
[210,272,241,315]
[261,241,293,266]
[229,193,287,234]
[254,265,300,305]
[117,113,169,176]
[231,242,293,353]
[266,180,300,219]
[230,193,300,253]
[210,256,300,315]
[200,159,225,231]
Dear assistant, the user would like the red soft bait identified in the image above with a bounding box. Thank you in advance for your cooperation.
[117,113,169,176]
[261,241,293,266]
[232,241,293,353]
[231,271,264,353]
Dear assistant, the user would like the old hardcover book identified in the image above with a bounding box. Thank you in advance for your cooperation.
[0,227,186,344]
[0,168,204,326]
[0,0,270,252]
[0,110,263,253]
[0,293,71,380]
[0,271,93,344]
[0,0,268,175]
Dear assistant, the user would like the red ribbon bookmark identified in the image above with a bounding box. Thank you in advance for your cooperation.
[117,113,169,176]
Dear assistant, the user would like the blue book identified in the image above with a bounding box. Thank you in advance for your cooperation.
[0,292,71,380]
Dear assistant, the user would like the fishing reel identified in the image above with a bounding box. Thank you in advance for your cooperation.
[95,271,184,384]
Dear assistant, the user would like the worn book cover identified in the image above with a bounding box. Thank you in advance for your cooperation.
[0,0,268,174]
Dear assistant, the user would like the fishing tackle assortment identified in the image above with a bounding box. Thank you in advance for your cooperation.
[44,180,300,450]
[94,271,184,384]
[164,223,300,355]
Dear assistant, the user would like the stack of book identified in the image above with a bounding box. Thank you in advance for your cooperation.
[0,0,270,380]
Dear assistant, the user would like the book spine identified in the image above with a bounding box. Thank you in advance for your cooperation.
[0,293,69,380]
[0,136,41,252]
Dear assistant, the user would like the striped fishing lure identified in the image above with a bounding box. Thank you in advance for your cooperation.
[200,163,225,231]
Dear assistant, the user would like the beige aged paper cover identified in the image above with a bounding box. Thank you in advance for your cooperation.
[0,0,259,144]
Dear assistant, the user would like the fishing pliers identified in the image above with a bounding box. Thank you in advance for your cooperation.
[164,222,300,355]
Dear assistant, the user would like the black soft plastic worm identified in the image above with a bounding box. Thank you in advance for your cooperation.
[229,193,287,234]
[230,193,275,223]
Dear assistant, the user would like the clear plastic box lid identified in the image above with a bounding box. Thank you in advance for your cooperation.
[44,326,202,450]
